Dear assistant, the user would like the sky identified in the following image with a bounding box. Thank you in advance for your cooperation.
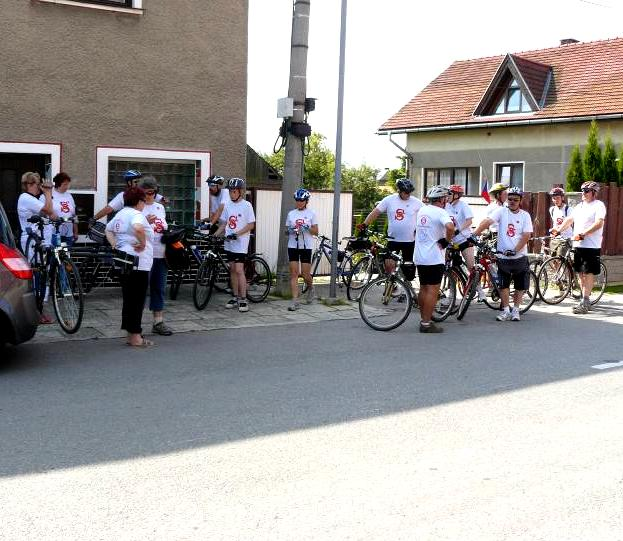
[247,0,623,174]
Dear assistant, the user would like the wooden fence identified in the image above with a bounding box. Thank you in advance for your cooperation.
[521,183,623,256]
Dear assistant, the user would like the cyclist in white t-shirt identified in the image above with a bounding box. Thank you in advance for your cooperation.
[93,170,165,222]
[47,172,78,246]
[105,186,154,347]
[548,186,572,257]
[140,176,174,336]
[285,188,319,311]
[205,175,231,233]
[474,186,533,321]
[551,181,606,314]
[359,179,422,281]
[221,177,256,313]
[415,185,454,334]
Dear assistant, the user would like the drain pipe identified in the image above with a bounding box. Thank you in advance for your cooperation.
[388,132,413,177]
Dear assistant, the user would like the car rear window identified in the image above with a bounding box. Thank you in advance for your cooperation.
[0,203,17,249]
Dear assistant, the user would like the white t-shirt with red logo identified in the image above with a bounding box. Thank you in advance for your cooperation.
[445,199,474,243]
[376,194,422,242]
[18,192,51,252]
[286,208,318,249]
[489,207,533,260]
[571,199,607,249]
[142,201,167,259]
[47,189,76,238]
[550,204,572,239]
[105,207,154,271]
[223,199,256,254]
[415,204,453,266]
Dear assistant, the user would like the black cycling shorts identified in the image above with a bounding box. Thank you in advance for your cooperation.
[573,248,601,275]
[416,264,444,286]
[288,248,312,264]
[225,251,247,263]
[497,256,530,290]
[386,241,415,263]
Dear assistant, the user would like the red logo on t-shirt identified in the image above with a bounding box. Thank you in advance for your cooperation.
[153,218,165,233]
[60,201,70,213]
[228,215,238,229]
[420,216,428,225]
[507,224,516,238]
[395,209,405,221]
[295,218,305,227]
[556,217,563,225]
[450,216,458,227]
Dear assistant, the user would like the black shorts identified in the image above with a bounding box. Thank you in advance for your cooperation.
[457,240,474,252]
[416,264,444,286]
[288,248,312,264]
[386,241,415,263]
[497,256,530,290]
[225,251,247,263]
[573,248,601,275]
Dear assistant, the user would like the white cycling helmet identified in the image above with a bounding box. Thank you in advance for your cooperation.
[426,185,449,200]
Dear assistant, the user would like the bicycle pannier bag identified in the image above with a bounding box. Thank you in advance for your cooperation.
[87,222,108,245]
[165,241,190,271]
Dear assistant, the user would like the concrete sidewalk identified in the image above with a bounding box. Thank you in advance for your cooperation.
[32,283,360,344]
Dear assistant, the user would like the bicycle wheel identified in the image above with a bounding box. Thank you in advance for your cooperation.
[193,259,215,310]
[169,270,183,300]
[246,256,271,302]
[456,273,478,321]
[25,237,46,312]
[573,262,608,305]
[302,253,321,294]
[432,270,457,322]
[358,276,413,331]
[448,268,467,315]
[484,269,538,314]
[50,255,84,334]
[346,255,374,301]
[537,257,572,305]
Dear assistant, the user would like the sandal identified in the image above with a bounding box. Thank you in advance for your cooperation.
[126,338,155,348]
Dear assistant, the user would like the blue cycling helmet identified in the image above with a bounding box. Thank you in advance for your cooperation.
[228,177,246,190]
[206,175,225,186]
[294,188,311,201]
[123,170,142,183]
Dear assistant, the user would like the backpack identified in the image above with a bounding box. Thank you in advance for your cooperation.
[549,204,569,225]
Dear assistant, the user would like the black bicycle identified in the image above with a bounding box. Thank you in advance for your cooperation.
[193,233,272,310]
[24,216,84,333]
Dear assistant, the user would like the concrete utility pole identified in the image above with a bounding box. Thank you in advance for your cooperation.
[275,0,312,296]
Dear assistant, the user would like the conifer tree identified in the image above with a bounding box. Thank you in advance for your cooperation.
[602,133,619,185]
[566,145,584,191]
[583,120,603,182]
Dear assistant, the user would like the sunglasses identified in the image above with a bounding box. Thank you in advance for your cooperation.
[294,198,307,202]
[581,188,594,193]
[507,197,521,202]
[144,190,156,195]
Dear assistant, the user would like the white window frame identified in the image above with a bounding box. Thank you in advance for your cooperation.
[0,141,62,178]
[34,0,143,15]
[95,146,211,220]
[492,160,525,190]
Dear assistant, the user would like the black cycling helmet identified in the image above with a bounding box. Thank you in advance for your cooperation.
[207,175,225,187]
[396,178,415,193]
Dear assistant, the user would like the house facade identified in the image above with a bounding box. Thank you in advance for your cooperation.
[379,38,623,199]
[0,0,248,232]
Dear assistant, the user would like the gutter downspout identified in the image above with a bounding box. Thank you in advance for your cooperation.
[388,132,414,177]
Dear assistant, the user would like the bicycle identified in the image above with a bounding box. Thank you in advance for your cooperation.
[302,234,369,294]
[193,233,271,310]
[456,237,538,321]
[345,234,390,301]
[24,216,84,334]
[536,238,607,305]
[358,251,457,331]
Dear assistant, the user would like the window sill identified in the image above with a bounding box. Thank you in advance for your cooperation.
[33,0,143,15]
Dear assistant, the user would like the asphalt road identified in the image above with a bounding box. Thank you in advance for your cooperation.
[1,304,622,540]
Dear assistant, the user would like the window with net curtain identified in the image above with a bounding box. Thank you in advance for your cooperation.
[423,167,480,196]
[495,163,524,189]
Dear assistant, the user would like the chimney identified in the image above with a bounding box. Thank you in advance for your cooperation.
[560,38,579,46]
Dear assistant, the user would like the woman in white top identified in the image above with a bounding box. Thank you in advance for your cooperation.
[17,172,55,324]
[50,172,78,246]
[105,186,154,347]
[285,188,319,311]
[139,176,174,336]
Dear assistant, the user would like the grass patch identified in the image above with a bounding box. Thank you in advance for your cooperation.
[320,297,352,307]
[604,284,623,294]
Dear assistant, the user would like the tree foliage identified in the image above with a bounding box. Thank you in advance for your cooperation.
[583,120,603,182]
[566,145,584,192]
[602,133,619,184]
[340,163,383,212]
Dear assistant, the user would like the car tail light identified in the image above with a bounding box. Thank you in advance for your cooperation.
[0,243,33,280]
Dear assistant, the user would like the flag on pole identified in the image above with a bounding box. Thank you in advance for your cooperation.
[481,179,491,203]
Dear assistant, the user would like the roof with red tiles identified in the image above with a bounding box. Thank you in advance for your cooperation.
[379,37,623,132]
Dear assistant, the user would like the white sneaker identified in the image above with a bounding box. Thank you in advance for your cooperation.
[496,310,512,322]
[225,298,238,309]
[287,301,300,312]
[511,308,521,321]
[477,288,486,302]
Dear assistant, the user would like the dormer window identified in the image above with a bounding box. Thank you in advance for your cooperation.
[493,79,533,114]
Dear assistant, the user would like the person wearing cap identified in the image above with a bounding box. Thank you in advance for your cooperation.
[358,178,422,281]
[485,182,508,234]
[548,186,572,258]
[93,170,165,222]
[206,175,231,232]
[551,181,606,314]
[474,186,533,322]
[415,185,454,333]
